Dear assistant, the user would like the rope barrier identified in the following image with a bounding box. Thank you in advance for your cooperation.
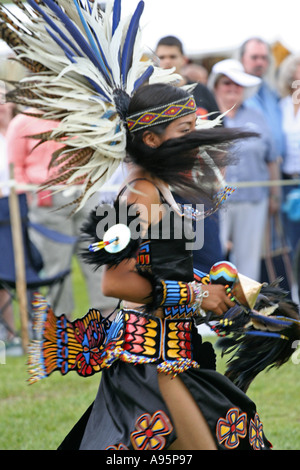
[227,179,300,188]
[1,178,300,191]
[0,180,119,192]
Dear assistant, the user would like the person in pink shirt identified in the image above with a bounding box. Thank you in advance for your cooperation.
[0,85,18,344]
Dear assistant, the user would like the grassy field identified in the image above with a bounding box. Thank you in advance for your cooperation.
[0,257,299,450]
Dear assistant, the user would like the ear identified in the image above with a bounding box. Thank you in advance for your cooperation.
[142,130,162,148]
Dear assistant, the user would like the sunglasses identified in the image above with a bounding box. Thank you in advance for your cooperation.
[218,78,242,87]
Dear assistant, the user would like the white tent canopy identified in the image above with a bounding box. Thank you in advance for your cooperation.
[137,0,300,58]
[0,1,298,60]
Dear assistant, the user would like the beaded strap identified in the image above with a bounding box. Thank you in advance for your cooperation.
[189,281,209,310]
[126,96,196,133]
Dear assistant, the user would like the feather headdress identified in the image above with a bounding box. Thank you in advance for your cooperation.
[0,0,181,210]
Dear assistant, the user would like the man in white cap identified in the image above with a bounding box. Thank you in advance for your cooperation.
[208,59,279,281]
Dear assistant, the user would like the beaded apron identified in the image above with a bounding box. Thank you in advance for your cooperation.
[28,294,201,383]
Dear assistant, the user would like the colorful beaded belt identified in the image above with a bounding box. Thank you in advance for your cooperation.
[121,309,199,374]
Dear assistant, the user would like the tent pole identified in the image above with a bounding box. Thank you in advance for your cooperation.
[8,164,29,354]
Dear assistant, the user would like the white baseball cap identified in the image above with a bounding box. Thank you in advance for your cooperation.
[208,59,261,89]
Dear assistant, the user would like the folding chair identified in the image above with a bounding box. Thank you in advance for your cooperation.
[0,193,76,338]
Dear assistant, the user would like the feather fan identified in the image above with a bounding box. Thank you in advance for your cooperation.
[215,283,300,392]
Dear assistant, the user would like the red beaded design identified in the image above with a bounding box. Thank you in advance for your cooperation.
[127,97,196,133]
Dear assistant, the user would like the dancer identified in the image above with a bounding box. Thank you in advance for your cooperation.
[1,0,299,451]
[65,82,269,451]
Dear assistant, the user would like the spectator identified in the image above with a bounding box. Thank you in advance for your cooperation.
[0,83,19,343]
[155,36,220,120]
[0,88,15,197]
[6,111,118,317]
[277,54,300,257]
[209,59,278,280]
[155,35,224,273]
[240,37,285,181]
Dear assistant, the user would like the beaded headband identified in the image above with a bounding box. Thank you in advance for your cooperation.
[126,96,196,133]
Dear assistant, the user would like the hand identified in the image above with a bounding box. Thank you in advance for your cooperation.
[200,284,236,316]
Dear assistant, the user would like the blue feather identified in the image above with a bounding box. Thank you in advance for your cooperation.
[45,27,75,60]
[250,312,295,328]
[133,65,154,91]
[73,0,112,83]
[45,28,111,102]
[121,0,144,86]
[27,0,82,57]
[112,0,121,35]
[41,0,112,84]
[245,330,287,339]
[76,1,114,82]
[80,0,92,15]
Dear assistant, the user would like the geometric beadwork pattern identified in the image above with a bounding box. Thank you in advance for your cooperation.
[28,293,123,383]
[123,311,162,359]
[127,97,196,133]
[28,296,200,383]
[136,240,151,268]
[164,320,193,361]
[163,304,198,319]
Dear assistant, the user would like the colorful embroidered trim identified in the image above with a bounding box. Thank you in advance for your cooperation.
[120,312,199,375]
[126,96,196,133]
[106,410,173,450]
[249,413,265,450]
[163,304,199,319]
[216,408,266,450]
[131,411,173,450]
[28,293,123,383]
[216,408,247,449]
[136,240,151,267]
[159,280,194,306]
[123,311,162,360]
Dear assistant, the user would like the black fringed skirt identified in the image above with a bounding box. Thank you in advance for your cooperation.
[57,311,272,451]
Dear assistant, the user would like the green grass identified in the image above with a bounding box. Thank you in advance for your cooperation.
[0,257,299,450]
[216,347,300,450]
[0,355,100,450]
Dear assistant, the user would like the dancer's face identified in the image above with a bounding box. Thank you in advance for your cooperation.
[143,112,197,148]
[160,112,197,141]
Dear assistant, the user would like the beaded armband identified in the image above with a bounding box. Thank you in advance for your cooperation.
[138,268,209,313]
[159,280,194,306]
[158,280,209,309]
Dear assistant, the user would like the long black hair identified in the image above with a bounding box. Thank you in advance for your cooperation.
[125,83,257,205]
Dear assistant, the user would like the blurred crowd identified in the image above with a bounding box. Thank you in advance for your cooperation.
[154,35,300,286]
[1,31,300,344]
